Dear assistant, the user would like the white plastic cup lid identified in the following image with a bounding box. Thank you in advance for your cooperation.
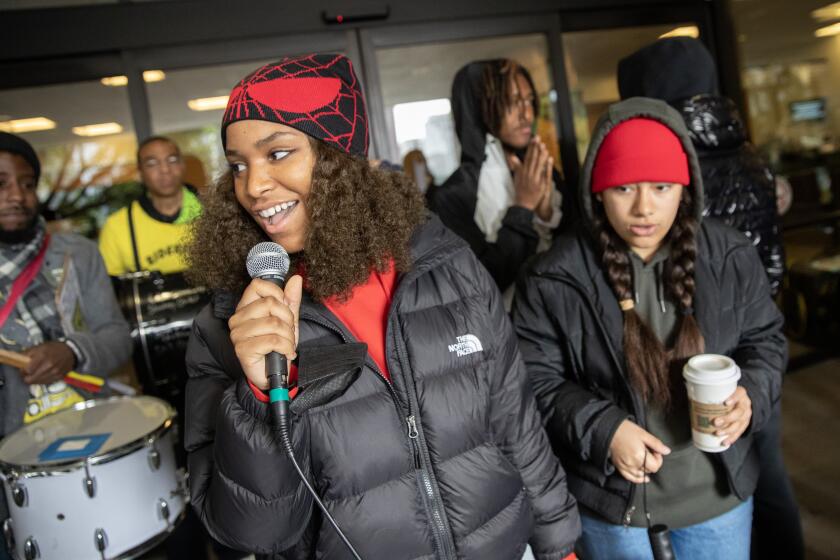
[683,354,741,386]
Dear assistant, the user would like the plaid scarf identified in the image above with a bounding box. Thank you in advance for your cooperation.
[0,218,62,349]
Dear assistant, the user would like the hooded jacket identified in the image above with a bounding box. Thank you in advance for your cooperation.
[432,61,573,292]
[184,215,580,559]
[618,37,785,294]
[512,97,785,525]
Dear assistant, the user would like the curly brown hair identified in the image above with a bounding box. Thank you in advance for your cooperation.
[186,138,427,301]
[593,188,705,408]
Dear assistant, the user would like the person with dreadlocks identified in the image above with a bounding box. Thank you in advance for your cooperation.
[433,59,575,300]
[184,53,580,560]
[512,98,784,559]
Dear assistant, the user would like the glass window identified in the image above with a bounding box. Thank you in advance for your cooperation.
[145,59,276,186]
[561,24,700,163]
[0,79,138,237]
[375,33,561,185]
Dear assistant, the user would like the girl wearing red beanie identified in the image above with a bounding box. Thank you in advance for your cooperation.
[184,53,580,560]
[513,97,784,559]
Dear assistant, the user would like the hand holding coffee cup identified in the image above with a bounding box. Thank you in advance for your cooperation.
[683,355,752,452]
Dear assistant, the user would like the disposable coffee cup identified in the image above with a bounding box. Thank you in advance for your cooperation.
[683,354,741,453]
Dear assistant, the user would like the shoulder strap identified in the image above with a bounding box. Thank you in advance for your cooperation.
[0,234,51,331]
[127,201,142,272]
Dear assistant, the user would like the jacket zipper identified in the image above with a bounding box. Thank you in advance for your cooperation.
[389,302,458,560]
[301,310,456,556]
[538,271,643,527]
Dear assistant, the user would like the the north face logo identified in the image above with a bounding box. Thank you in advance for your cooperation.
[448,334,483,357]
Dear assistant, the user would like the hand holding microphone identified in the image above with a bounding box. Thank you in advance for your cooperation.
[229,243,302,392]
[229,276,302,389]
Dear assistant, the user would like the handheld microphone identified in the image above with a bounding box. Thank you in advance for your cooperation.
[246,241,292,418]
[245,242,363,560]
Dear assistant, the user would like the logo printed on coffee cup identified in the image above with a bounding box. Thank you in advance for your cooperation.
[690,401,733,434]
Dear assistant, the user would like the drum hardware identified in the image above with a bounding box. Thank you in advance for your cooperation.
[23,536,39,559]
[148,446,161,471]
[3,519,15,552]
[11,480,27,507]
[83,462,96,498]
[158,498,171,527]
[93,528,108,559]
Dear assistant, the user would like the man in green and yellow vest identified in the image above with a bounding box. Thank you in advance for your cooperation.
[98,136,201,275]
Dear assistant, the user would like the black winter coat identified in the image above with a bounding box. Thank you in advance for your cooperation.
[184,216,580,559]
[512,221,785,525]
[512,97,786,526]
[677,94,785,295]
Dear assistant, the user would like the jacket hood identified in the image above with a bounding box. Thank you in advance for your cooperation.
[617,37,718,105]
[676,94,747,153]
[451,61,493,167]
[578,97,706,230]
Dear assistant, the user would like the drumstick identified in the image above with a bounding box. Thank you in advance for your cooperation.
[0,348,104,393]
[0,348,30,369]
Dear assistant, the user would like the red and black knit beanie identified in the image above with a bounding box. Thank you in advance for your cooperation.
[222,53,369,158]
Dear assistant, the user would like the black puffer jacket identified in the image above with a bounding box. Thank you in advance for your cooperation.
[432,61,576,291]
[618,37,785,294]
[677,94,785,294]
[185,215,580,559]
[512,98,786,525]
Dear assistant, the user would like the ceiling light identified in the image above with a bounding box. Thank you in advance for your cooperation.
[815,22,840,37]
[142,70,166,83]
[100,75,128,87]
[812,2,840,21]
[187,96,229,111]
[0,117,57,133]
[100,70,166,87]
[659,26,700,39]
[72,122,123,137]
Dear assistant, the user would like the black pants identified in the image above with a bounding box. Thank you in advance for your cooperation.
[751,400,804,560]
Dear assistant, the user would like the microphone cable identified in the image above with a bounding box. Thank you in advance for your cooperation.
[642,429,675,560]
[247,241,362,559]
[267,353,363,560]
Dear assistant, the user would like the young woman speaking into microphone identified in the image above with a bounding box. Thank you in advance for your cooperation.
[184,53,580,560]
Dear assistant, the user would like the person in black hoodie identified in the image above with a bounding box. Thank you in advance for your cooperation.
[433,60,573,298]
[184,53,580,560]
[513,98,784,559]
[618,38,802,560]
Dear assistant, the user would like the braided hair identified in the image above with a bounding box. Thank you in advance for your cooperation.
[593,188,705,408]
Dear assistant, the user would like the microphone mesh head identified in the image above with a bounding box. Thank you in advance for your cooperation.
[246,241,290,280]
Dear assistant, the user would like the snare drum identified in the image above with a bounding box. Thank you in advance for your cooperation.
[0,396,186,560]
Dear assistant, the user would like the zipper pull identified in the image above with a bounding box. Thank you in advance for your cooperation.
[406,415,418,439]
[623,505,636,527]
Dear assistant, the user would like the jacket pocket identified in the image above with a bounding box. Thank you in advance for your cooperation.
[289,343,367,415]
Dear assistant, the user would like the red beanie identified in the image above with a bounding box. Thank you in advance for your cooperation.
[591,118,689,193]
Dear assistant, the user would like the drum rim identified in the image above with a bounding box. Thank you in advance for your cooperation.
[0,396,176,477]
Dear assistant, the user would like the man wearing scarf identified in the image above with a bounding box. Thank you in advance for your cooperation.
[0,132,131,436]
